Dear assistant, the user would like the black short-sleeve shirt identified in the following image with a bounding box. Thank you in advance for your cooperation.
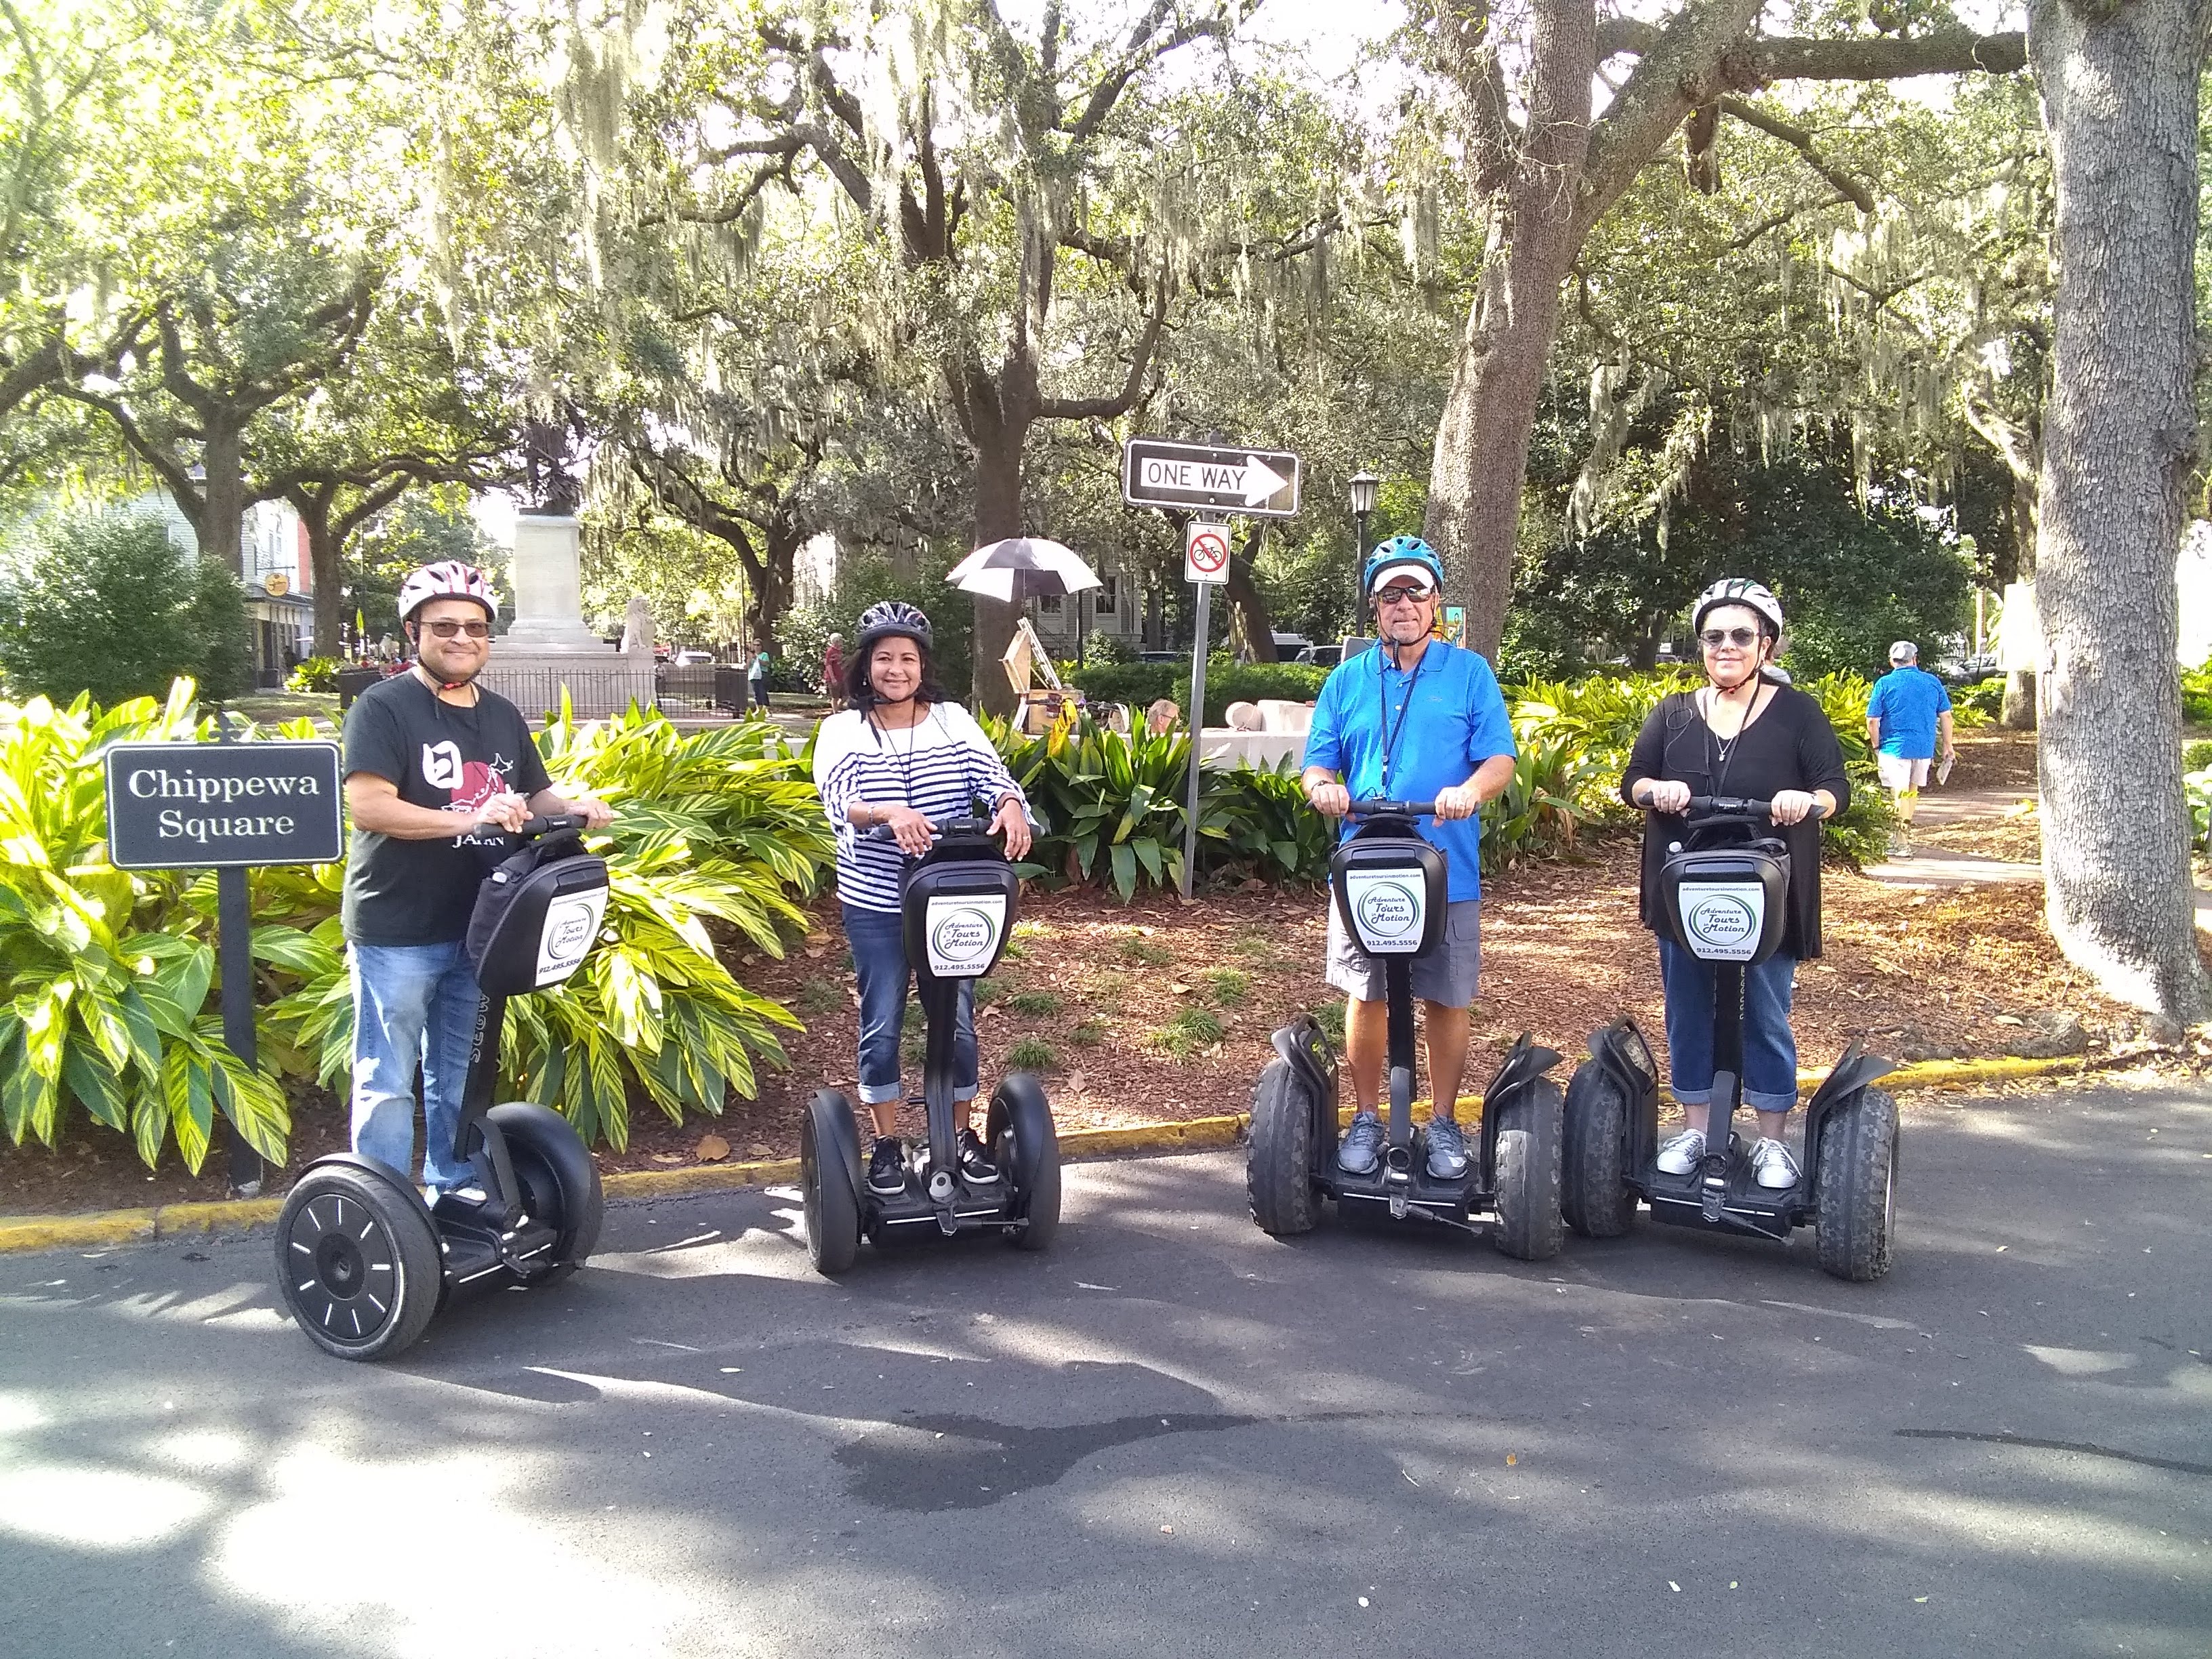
[341,673,552,945]
[1619,682,1851,959]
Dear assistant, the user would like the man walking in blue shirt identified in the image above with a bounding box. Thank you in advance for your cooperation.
[1866,639,1955,859]
[1300,537,1519,1180]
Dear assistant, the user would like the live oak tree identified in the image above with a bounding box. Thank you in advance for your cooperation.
[1409,0,2030,656]
[2025,0,2210,1023]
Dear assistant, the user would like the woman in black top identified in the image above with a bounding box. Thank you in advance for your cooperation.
[1621,579,1851,1191]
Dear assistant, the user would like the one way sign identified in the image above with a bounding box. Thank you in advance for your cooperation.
[1122,436,1300,518]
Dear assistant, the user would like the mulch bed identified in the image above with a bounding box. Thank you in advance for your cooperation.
[4,732,2193,1219]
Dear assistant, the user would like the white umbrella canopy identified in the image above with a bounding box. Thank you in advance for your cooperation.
[947,537,1103,605]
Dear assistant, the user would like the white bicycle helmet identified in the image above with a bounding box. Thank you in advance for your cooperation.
[1692,577,1784,641]
[398,560,498,626]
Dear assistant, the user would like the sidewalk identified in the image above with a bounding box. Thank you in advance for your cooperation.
[1860,783,2041,888]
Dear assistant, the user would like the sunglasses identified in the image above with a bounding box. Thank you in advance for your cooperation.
[1374,583,1434,605]
[422,619,491,639]
[1700,626,1759,649]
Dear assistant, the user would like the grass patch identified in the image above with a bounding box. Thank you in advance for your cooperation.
[1006,1036,1058,1071]
[1149,1006,1226,1059]
[1309,1001,1346,1045]
[1120,933,1172,968]
[1202,967,1251,1006]
[901,1031,926,1064]
[1229,929,1277,961]
[902,1004,924,1033]
[975,977,1003,1007]
[1005,989,1063,1017]
[999,939,1027,961]
[1013,919,1049,938]
[1068,1017,1107,1047]
[792,977,843,1017]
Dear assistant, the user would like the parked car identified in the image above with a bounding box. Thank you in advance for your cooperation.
[1294,644,1344,669]
[672,648,716,665]
[1136,649,1184,664]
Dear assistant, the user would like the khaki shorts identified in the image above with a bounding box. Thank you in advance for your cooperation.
[1876,753,1931,792]
[1325,897,1482,1008]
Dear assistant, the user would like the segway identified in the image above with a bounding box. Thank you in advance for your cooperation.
[802,815,1060,1273]
[1560,795,1900,1281]
[275,816,610,1359]
[1246,800,1565,1259]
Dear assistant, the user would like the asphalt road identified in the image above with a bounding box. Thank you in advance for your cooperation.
[3,1082,2208,1659]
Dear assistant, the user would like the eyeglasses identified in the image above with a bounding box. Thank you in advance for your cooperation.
[423,619,491,640]
[1700,626,1759,649]
[1374,583,1434,606]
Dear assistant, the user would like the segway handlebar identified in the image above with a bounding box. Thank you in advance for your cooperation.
[512,813,587,838]
[1678,794,1828,825]
[1345,798,1437,818]
[861,814,996,843]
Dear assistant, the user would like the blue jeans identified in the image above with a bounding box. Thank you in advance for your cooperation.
[350,941,484,1191]
[841,903,976,1109]
[1658,940,1799,1114]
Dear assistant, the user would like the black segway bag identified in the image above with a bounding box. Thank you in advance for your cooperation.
[1658,841,1790,966]
[466,832,611,996]
[901,839,1019,986]
[1330,825,1448,958]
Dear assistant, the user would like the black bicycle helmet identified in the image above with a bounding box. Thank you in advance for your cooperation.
[855,600,932,655]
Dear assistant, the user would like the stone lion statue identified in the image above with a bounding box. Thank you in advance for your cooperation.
[620,594,655,655]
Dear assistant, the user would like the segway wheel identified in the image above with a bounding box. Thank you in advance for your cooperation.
[275,1162,441,1361]
[1815,1087,1900,1282]
[1246,1057,1319,1235]
[1560,1060,1635,1237]
[802,1092,862,1275]
[488,1101,605,1281]
[988,1074,1061,1252]
[1492,1077,1566,1261]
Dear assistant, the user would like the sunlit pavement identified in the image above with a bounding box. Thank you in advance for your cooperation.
[3,1084,2208,1659]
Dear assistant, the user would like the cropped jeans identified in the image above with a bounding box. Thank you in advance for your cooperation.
[841,903,976,1110]
[350,940,483,1193]
[1658,939,1799,1115]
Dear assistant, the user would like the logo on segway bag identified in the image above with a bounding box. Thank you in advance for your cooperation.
[924,894,1006,977]
[535,889,609,987]
[1343,868,1427,955]
[1677,880,1765,964]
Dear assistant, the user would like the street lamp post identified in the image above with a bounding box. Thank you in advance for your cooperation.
[1348,469,1379,640]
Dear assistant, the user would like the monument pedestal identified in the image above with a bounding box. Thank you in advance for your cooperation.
[480,512,657,718]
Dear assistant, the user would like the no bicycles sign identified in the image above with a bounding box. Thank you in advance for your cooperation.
[1184,522,1231,586]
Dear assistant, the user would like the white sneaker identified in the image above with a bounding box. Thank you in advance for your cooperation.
[1655,1129,1705,1175]
[1750,1137,1801,1190]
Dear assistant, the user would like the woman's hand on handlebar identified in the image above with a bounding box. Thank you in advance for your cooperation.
[1637,779,1692,815]
[989,796,1032,861]
[1306,780,1350,817]
[878,803,938,857]
[1768,789,1820,825]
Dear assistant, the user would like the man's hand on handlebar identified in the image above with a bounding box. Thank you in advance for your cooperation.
[1306,780,1350,817]
[989,796,1032,861]
[1433,783,1481,821]
[1637,779,1692,815]
[473,790,532,834]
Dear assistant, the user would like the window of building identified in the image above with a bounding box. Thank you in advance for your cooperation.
[1095,574,1120,616]
[1037,594,1063,615]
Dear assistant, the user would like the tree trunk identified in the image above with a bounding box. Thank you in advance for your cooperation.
[1225,522,1277,662]
[201,419,247,577]
[967,405,1028,718]
[2001,466,2041,729]
[2027,0,2208,1023]
[1422,1,1597,661]
[302,501,344,658]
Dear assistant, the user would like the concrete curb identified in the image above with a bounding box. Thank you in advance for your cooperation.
[0,1052,2107,1256]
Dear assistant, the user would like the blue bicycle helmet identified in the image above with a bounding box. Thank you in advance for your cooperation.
[1363,535,1444,597]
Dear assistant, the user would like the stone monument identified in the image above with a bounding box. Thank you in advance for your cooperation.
[479,512,655,718]
[620,594,655,656]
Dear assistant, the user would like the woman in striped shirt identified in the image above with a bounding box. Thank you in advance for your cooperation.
[812,601,1033,1197]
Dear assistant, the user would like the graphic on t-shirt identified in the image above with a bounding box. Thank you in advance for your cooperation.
[421,740,463,792]
[447,757,510,815]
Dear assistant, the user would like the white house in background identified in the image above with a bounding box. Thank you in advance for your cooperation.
[1027,565,1141,659]
[129,485,316,685]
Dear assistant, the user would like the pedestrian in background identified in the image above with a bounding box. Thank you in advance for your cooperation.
[750,645,771,713]
[823,632,846,712]
[1866,640,1954,859]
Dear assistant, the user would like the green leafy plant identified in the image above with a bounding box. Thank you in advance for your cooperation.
[0,681,292,1170]
[1149,1006,1225,1058]
[1005,1036,1057,1070]
[1004,989,1062,1017]
[1201,967,1250,1006]
[1067,1017,1107,1046]
[285,655,346,693]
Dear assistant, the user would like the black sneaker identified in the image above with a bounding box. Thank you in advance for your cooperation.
[956,1128,1000,1183]
[867,1136,907,1197]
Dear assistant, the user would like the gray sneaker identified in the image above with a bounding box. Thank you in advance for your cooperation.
[1655,1129,1706,1175]
[1424,1115,1469,1180]
[1338,1111,1385,1175]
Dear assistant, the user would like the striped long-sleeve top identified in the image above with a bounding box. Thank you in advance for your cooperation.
[812,701,1029,913]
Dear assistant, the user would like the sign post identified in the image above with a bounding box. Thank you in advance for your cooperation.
[1179,523,1232,898]
[104,727,344,1193]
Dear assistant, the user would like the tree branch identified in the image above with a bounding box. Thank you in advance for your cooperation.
[1035,258,1172,420]
[1718,96,1876,212]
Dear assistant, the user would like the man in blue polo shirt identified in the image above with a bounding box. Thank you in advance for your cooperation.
[1866,639,1954,858]
[1300,537,1518,1180]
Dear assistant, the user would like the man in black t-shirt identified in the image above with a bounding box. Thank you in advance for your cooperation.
[343,561,613,1197]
